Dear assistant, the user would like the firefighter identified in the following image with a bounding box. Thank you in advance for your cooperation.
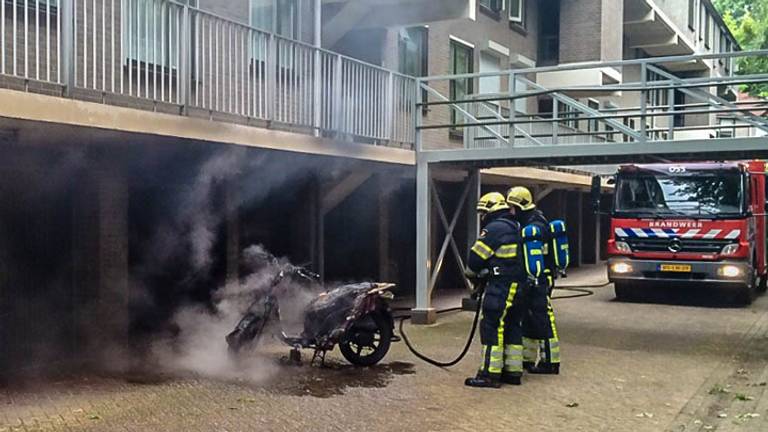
[464,192,527,388]
[506,186,561,375]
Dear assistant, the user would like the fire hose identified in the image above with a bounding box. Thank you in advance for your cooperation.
[398,280,612,368]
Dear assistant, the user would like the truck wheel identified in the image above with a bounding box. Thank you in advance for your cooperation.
[758,274,767,294]
[614,283,641,302]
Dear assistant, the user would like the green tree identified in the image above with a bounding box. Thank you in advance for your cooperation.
[714,0,768,96]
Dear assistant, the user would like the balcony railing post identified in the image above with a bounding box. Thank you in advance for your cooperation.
[333,54,343,135]
[414,78,422,152]
[181,3,192,113]
[508,72,517,147]
[640,62,648,143]
[385,71,394,142]
[313,48,322,137]
[61,0,75,95]
[267,33,277,123]
[668,87,675,140]
[552,98,559,145]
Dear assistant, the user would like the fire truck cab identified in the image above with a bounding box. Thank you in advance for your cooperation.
[597,161,768,304]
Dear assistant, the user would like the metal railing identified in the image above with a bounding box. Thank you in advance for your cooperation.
[0,0,418,148]
[417,50,768,153]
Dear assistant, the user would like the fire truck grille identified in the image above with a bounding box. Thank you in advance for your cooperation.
[627,238,731,254]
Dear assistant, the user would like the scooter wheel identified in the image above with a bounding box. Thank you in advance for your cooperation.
[339,313,392,367]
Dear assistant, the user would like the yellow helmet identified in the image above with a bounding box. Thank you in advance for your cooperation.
[477,192,510,214]
[507,186,536,211]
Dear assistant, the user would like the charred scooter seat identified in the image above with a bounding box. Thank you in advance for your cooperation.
[299,283,396,366]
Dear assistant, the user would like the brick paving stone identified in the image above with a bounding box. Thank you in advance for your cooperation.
[2,266,768,431]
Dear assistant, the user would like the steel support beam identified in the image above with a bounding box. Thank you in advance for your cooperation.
[413,160,434,324]
[419,137,768,166]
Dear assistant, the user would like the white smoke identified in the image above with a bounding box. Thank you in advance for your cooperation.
[152,244,319,382]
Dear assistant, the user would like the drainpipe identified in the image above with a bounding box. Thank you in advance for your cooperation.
[313,0,322,137]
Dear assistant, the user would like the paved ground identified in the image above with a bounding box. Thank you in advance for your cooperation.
[2,265,768,431]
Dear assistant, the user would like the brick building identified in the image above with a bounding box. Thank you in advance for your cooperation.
[0,0,749,370]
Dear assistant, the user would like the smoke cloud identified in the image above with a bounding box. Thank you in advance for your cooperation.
[151,245,320,383]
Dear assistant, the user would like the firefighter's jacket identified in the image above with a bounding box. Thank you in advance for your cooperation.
[468,214,525,280]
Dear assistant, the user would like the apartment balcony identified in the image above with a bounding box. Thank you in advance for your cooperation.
[536,66,622,98]
[322,0,473,47]
[624,0,709,72]
[0,0,418,160]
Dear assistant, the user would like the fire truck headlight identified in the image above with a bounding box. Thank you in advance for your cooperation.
[718,265,742,278]
[721,243,740,255]
[611,262,633,274]
[615,241,632,253]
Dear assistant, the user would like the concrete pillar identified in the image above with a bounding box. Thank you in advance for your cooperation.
[225,178,240,286]
[313,179,325,281]
[577,192,584,267]
[95,161,129,345]
[378,176,393,282]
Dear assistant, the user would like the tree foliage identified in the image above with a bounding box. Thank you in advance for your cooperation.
[714,0,768,96]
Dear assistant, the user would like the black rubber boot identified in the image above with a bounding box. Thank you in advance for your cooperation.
[501,372,522,385]
[464,373,502,388]
[523,361,536,372]
[528,363,560,375]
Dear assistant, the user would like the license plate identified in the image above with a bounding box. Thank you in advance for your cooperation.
[659,264,692,273]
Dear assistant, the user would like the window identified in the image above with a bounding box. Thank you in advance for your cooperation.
[398,27,429,113]
[124,0,197,68]
[249,0,299,63]
[647,71,669,110]
[719,32,726,64]
[587,99,599,133]
[479,0,503,15]
[688,0,696,30]
[673,90,685,127]
[688,0,697,30]
[725,40,732,73]
[718,118,736,138]
[558,102,578,130]
[398,27,428,78]
[704,13,711,49]
[249,0,299,40]
[449,40,473,131]
[509,0,524,25]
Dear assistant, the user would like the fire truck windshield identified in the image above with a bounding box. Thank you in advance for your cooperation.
[614,172,745,218]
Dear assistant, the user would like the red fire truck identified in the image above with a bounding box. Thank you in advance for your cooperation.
[597,161,768,304]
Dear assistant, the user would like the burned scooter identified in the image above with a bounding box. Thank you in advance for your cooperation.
[226,252,397,366]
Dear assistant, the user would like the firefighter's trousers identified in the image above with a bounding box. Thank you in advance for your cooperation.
[478,278,525,378]
[522,271,560,365]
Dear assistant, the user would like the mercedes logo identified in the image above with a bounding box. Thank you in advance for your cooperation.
[668,239,683,253]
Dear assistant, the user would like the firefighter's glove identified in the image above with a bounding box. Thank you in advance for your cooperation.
[464,268,489,283]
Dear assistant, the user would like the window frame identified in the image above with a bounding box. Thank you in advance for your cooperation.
[398,26,429,114]
[687,0,696,31]
[449,38,474,135]
[248,0,300,40]
[704,12,711,49]
[509,0,524,26]
[587,99,600,133]
[123,0,198,71]
[479,0,504,19]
